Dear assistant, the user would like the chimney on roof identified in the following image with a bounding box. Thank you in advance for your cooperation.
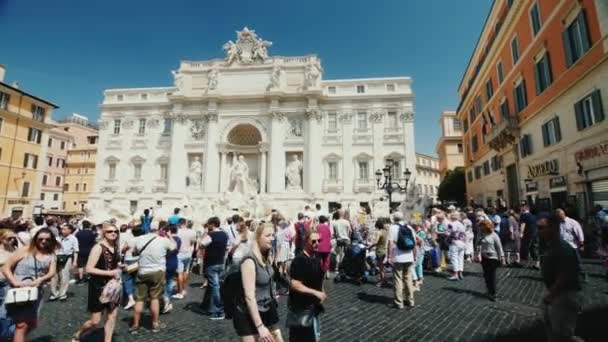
[0,65,5,83]
[11,81,19,89]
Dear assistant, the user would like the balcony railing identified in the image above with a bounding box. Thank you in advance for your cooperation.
[322,179,343,193]
[488,116,519,151]
[353,178,374,193]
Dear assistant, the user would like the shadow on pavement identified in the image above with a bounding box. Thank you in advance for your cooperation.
[442,286,488,299]
[356,292,392,305]
[489,304,608,342]
[514,275,543,281]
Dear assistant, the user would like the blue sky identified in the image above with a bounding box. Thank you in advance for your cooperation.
[0,0,491,156]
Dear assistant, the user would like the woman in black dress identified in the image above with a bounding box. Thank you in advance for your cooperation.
[72,224,121,342]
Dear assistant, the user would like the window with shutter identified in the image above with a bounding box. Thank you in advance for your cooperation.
[21,182,30,198]
[575,90,604,130]
[563,10,591,67]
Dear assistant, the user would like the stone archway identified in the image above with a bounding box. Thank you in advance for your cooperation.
[227,124,263,146]
[220,123,268,194]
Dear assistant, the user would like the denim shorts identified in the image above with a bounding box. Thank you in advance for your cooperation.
[177,255,192,273]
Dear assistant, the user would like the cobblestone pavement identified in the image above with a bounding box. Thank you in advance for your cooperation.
[28,260,608,342]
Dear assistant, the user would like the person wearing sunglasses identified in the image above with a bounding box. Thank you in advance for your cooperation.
[0,229,19,338]
[537,214,583,342]
[72,224,121,342]
[288,230,326,342]
[2,228,58,342]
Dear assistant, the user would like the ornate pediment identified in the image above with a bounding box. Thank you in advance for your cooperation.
[223,27,272,65]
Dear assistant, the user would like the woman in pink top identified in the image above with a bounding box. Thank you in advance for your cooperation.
[315,215,332,278]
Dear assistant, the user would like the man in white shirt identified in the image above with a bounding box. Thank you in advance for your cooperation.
[556,209,584,251]
[315,203,329,219]
[130,223,177,334]
[174,219,197,299]
[50,224,79,301]
[223,214,240,252]
[387,212,416,309]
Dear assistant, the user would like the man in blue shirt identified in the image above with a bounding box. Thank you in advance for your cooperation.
[141,208,154,234]
[168,208,181,225]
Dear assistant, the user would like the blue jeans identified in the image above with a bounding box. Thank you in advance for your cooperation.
[415,249,425,280]
[122,259,138,298]
[0,281,14,337]
[165,269,176,299]
[205,264,225,315]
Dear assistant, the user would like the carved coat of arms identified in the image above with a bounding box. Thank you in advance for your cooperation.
[223,27,272,65]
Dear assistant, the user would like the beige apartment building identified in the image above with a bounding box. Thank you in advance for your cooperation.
[0,65,59,218]
[436,110,464,180]
[38,126,70,211]
[60,114,98,212]
[415,153,440,203]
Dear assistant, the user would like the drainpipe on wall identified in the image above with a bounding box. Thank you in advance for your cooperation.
[2,93,24,215]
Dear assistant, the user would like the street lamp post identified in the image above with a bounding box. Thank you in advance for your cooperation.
[375,158,411,214]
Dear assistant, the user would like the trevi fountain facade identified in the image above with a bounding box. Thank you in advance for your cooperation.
[89,28,417,222]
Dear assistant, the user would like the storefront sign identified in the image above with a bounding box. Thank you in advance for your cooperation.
[549,176,567,189]
[7,199,29,205]
[525,182,538,192]
[575,142,608,162]
[527,159,559,178]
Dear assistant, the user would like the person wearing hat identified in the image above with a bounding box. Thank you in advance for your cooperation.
[387,212,417,309]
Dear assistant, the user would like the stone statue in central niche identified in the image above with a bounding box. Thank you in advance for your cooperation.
[188,156,203,189]
[228,153,257,195]
[285,155,303,189]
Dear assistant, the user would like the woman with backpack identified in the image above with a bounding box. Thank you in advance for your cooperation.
[233,223,283,342]
[2,228,57,342]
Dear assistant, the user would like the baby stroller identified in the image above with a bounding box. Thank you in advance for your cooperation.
[334,241,369,285]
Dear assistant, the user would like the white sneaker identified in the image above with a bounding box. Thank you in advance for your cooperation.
[162,302,173,314]
[171,293,184,300]
[69,279,76,284]
[124,300,135,310]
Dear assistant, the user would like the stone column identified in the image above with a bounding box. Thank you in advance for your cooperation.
[305,108,322,193]
[372,112,384,193]
[341,111,354,194]
[268,111,285,193]
[203,112,220,193]
[260,150,267,193]
[219,150,227,192]
[402,111,416,181]
[168,112,188,194]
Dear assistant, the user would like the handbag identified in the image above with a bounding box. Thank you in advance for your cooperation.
[99,278,122,304]
[56,254,70,268]
[285,307,316,328]
[5,256,40,306]
[126,236,156,273]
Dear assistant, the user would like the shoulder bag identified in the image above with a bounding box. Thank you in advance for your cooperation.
[126,236,156,273]
[5,255,39,306]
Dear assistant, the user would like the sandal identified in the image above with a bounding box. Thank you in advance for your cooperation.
[129,326,140,335]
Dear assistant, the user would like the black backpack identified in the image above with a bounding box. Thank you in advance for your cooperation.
[396,224,416,251]
[221,270,243,319]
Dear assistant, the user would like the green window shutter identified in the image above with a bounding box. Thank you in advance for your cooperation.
[542,124,549,146]
[579,10,590,52]
[574,101,584,130]
[534,62,542,95]
[554,117,562,142]
[563,30,573,67]
[592,89,605,123]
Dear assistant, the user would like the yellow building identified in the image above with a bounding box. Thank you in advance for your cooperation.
[0,65,59,218]
[61,114,98,212]
[436,110,464,180]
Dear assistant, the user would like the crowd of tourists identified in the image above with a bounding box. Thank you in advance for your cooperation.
[0,201,605,342]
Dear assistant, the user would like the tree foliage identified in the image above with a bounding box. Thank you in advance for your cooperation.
[438,167,466,205]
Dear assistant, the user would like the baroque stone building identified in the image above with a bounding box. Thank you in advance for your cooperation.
[90,28,416,219]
